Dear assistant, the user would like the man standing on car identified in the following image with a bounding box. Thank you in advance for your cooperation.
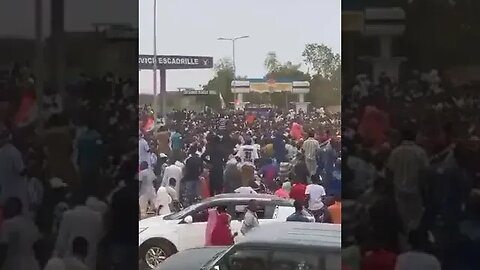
[241,200,259,235]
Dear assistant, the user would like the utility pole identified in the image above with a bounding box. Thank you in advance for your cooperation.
[51,0,65,98]
[217,35,249,101]
[152,0,159,128]
[34,0,44,111]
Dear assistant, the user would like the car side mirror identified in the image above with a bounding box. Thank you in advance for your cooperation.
[184,215,193,224]
[213,266,220,270]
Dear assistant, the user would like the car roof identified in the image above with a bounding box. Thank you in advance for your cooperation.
[154,246,228,270]
[203,193,291,204]
[209,193,284,200]
[236,222,341,250]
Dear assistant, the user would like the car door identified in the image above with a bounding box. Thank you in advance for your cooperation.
[209,246,271,270]
[227,201,278,242]
[177,205,210,251]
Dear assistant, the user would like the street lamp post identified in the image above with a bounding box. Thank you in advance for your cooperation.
[34,0,44,113]
[217,35,249,79]
[152,0,158,129]
[217,35,249,104]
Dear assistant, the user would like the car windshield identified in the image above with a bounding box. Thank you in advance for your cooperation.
[201,249,229,270]
[163,203,198,220]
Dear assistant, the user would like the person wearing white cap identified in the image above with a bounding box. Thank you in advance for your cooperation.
[162,159,183,194]
[0,197,41,270]
[53,192,103,270]
[139,161,157,218]
[85,196,108,215]
[154,153,169,189]
[154,187,172,216]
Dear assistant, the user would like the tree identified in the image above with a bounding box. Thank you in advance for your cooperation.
[308,76,341,107]
[261,52,311,109]
[331,64,341,92]
[302,43,340,80]
[202,58,235,109]
[264,52,281,73]
[214,57,234,75]
[263,52,309,81]
[300,44,341,107]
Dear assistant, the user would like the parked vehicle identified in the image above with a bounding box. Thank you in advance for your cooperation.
[156,246,229,270]
[156,222,341,270]
[139,193,295,269]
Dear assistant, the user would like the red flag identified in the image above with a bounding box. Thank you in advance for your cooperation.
[290,122,304,141]
[15,91,37,127]
[246,114,256,124]
[358,106,389,147]
[143,116,154,132]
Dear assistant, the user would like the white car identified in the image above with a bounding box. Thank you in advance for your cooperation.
[139,193,295,269]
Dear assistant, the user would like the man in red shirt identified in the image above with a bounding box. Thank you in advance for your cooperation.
[245,113,256,125]
[361,238,397,270]
[289,178,307,204]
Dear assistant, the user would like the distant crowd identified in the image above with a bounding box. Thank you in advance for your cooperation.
[138,106,342,224]
[342,70,480,270]
[0,63,138,270]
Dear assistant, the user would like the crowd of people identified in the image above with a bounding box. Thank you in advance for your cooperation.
[138,105,342,229]
[0,63,138,270]
[341,70,480,270]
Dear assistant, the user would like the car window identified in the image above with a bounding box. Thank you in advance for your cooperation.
[324,253,341,270]
[228,203,267,220]
[263,205,277,219]
[192,208,209,223]
[163,203,198,220]
[271,251,340,270]
[211,249,270,270]
[193,202,230,223]
[210,248,340,270]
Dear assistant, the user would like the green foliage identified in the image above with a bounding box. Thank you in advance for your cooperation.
[264,51,281,73]
[202,58,235,109]
[263,52,309,81]
[262,52,310,108]
[301,43,341,106]
[308,75,341,107]
[204,44,342,110]
[331,64,341,92]
[214,57,235,75]
[302,43,341,80]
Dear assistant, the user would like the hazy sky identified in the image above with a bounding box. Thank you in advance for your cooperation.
[139,0,340,93]
[0,0,340,93]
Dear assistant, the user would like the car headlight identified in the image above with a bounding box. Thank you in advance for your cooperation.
[139,227,148,234]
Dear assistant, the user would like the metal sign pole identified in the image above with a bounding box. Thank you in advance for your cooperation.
[138,54,214,119]
[51,0,65,99]
[152,0,158,129]
[34,0,44,115]
[160,69,166,122]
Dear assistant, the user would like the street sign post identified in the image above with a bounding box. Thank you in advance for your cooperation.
[181,89,215,95]
[139,55,213,117]
[139,55,213,70]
